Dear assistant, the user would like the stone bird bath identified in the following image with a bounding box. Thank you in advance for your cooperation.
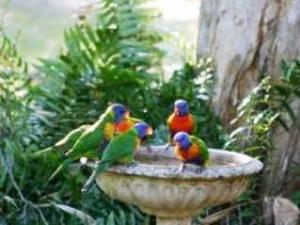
[96,146,263,225]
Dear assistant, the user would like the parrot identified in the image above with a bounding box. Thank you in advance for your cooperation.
[81,122,153,192]
[173,131,209,172]
[115,116,142,134]
[48,103,129,181]
[167,99,197,140]
[32,124,90,158]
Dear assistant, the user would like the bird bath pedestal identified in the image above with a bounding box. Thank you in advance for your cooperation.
[96,146,263,225]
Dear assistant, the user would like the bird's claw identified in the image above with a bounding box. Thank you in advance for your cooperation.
[129,161,138,168]
[164,143,172,151]
[195,166,205,173]
[146,145,152,153]
[178,163,186,173]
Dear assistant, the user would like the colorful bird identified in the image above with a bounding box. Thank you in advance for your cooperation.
[173,132,209,171]
[48,103,129,181]
[81,122,153,192]
[32,124,90,158]
[167,99,197,141]
[115,116,142,134]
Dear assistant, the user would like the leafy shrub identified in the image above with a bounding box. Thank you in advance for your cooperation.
[221,59,300,224]
[0,31,54,225]
[227,59,300,159]
[37,0,164,147]
[0,0,226,224]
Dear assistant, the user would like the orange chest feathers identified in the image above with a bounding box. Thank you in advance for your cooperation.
[175,143,200,161]
[116,119,135,134]
[168,114,194,133]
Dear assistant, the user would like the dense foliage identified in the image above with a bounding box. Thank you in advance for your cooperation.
[1,0,299,224]
[219,59,300,224]
[227,60,300,158]
[0,0,225,224]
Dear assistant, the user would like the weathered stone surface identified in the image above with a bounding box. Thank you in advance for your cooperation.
[156,217,192,225]
[96,146,263,225]
[273,197,299,225]
[197,0,300,125]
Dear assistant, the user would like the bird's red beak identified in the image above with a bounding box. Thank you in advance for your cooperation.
[147,127,153,135]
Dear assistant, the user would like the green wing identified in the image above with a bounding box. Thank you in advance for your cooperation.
[49,112,113,181]
[96,130,137,174]
[33,124,90,158]
[55,124,90,150]
[66,112,113,159]
[191,114,197,134]
[190,135,209,163]
[82,130,138,191]
[128,117,142,123]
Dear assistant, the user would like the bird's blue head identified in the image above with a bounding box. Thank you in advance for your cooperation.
[134,122,153,139]
[111,103,128,124]
[173,132,191,150]
[174,99,189,116]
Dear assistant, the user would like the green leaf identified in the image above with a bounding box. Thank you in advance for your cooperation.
[277,116,290,131]
[53,203,96,225]
[280,100,298,127]
[229,127,249,139]
[106,212,116,225]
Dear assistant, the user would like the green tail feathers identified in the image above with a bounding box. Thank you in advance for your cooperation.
[81,161,111,192]
[96,161,111,174]
[31,146,65,159]
[48,158,73,181]
[32,147,54,157]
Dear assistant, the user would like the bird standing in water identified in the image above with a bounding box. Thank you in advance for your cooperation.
[173,132,209,172]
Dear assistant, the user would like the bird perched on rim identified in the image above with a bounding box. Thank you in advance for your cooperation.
[81,122,153,192]
[35,112,141,159]
[167,99,197,141]
[173,132,209,171]
[48,103,129,181]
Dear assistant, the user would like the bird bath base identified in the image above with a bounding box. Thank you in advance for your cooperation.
[96,146,263,225]
[157,217,191,225]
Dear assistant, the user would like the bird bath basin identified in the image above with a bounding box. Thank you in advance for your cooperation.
[96,146,263,225]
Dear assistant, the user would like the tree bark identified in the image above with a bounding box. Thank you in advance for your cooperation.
[197,0,300,224]
[198,0,300,125]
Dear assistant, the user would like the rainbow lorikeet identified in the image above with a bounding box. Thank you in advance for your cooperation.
[81,122,153,192]
[32,124,91,158]
[48,103,129,181]
[38,116,141,158]
[167,99,197,141]
[173,132,209,171]
[115,116,142,134]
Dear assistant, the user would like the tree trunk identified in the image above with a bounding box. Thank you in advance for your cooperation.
[198,0,300,124]
[197,0,300,224]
